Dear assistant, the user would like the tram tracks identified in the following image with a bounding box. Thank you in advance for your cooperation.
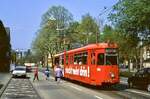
[0,78,41,99]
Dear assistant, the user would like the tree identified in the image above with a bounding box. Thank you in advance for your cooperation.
[41,5,73,51]
[109,0,150,69]
[78,13,99,45]
[109,0,150,41]
[32,19,58,67]
[41,5,73,27]
[0,20,11,72]
[33,6,74,67]
[65,21,81,49]
[101,24,139,70]
[101,25,115,42]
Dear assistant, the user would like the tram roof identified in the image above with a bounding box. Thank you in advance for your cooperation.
[66,43,117,54]
[54,43,118,56]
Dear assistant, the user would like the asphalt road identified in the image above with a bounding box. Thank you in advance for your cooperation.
[1,70,150,99]
[29,71,150,99]
[30,72,113,99]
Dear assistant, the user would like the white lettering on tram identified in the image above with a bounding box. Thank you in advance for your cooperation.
[73,69,79,75]
[65,66,90,77]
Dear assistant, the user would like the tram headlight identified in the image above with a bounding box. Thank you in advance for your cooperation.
[110,73,115,78]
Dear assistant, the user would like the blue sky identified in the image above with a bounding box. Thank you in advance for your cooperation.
[0,0,117,50]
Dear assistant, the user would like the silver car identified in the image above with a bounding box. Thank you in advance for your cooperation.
[12,66,27,78]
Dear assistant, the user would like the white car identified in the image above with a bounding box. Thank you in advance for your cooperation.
[12,66,27,78]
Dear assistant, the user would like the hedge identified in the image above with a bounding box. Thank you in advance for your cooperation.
[120,71,134,77]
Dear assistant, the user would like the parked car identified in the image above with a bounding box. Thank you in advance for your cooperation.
[12,66,27,78]
[26,66,32,72]
[128,68,150,91]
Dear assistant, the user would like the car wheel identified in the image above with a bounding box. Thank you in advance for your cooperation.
[12,75,15,78]
[147,84,150,92]
[129,81,133,88]
[24,75,26,78]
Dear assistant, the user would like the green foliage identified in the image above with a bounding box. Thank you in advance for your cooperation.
[101,25,139,62]
[41,5,73,28]
[32,20,58,55]
[11,50,16,63]
[109,0,150,38]
[77,13,99,45]
[120,71,133,77]
[101,25,115,42]
[65,21,80,49]
[0,20,11,72]
[108,0,150,66]
[32,6,74,66]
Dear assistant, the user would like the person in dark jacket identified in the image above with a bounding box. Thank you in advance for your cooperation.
[45,67,50,80]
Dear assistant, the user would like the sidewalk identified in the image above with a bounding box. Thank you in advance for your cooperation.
[120,77,128,85]
[0,73,11,96]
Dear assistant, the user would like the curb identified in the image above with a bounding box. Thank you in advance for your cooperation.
[28,75,42,99]
[28,74,43,99]
[0,76,12,97]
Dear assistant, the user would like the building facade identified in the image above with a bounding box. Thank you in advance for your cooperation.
[143,44,150,67]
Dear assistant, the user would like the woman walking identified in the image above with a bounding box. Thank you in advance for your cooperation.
[55,63,63,83]
[33,64,39,82]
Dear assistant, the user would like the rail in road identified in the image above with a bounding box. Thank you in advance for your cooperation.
[48,68,150,98]
[0,78,41,99]
[1,70,150,99]
[30,70,150,99]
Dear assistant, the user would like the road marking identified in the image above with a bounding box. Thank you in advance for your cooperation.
[94,95,103,99]
[70,85,82,91]
[126,89,150,96]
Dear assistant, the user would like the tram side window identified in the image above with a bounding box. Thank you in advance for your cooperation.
[74,54,79,65]
[97,53,104,65]
[74,53,87,65]
[54,57,59,65]
[66,54,68,65]
[82,52,87,65]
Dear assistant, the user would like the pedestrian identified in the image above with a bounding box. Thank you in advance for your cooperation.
[44,67,50,80]
[33,64,39,82]
[54,63,63,83]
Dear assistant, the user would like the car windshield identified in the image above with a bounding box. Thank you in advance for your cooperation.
[15,67,25,71]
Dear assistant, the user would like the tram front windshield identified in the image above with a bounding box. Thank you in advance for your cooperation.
[97,48,118,65]
[97,53,118,65]
[106,55,117,65]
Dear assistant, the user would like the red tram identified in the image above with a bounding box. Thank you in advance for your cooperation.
[54,43,119,86]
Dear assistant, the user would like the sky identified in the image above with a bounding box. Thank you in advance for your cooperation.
[0,0,117,50]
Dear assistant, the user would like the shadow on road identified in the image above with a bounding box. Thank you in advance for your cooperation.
[62,78,128,91]
[12,76,30,79]
[0,84,3,89]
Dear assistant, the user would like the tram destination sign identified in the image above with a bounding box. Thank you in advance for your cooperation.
[106,48,118,54]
